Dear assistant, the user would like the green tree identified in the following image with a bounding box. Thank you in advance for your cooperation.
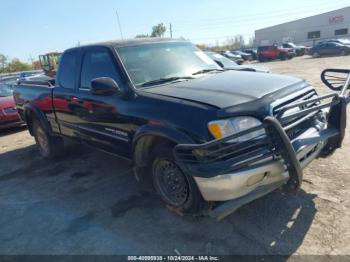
[7,58,32,72]
[0,54,8,73]
[151,23,166,37]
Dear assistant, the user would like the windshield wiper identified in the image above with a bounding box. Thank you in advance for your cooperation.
[141,76,194,87]
[192,69,224,75]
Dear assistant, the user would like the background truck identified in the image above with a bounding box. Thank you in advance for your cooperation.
[257,45,296,62]
[13,38,350,219]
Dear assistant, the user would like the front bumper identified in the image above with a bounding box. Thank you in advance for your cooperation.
[174,88,349,219]
[0,111,24,129]
[193,133,325,202]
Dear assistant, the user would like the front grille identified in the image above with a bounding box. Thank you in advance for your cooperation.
[176,135,270,164]
[273,88,320,140]
[174,124,281,177]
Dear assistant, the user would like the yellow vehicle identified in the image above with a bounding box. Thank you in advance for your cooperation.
[38,52,62,78]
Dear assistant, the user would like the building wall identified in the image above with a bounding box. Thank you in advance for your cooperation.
[255,6,350,46]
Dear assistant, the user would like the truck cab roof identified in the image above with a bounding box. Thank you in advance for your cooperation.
[66,38,187,52]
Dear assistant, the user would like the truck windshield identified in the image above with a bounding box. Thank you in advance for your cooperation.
[115,42,221,87]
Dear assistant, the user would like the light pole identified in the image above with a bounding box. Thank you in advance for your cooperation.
[115,10,124,40]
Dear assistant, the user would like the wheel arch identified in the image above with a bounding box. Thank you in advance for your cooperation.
[132,124,195,182]
[23,104,52,136]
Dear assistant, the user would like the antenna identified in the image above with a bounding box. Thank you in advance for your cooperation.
[115,10,124,40]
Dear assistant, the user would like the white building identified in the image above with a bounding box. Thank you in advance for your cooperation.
[255,6,350,46]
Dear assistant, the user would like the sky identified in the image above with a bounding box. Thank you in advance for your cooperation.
[1,0,350,62]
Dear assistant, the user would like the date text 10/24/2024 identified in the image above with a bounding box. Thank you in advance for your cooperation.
[127,256,220,261]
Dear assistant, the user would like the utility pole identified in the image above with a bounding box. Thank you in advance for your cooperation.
[169,23,173,38]
[116,10,124,40]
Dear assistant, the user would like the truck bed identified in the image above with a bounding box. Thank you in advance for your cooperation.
[13,81,56,128]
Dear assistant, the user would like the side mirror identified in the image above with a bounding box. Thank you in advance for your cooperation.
[90,77,121,96]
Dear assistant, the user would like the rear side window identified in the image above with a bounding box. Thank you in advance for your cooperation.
[80,49,120,89]
[58,51,77,89]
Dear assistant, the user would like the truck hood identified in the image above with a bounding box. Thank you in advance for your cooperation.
[142,71,306,108]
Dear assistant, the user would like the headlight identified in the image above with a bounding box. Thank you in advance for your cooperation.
[208,116,265,142]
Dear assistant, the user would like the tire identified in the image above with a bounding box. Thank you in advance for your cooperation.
[340,50,346,56]
[312,52,319,58]
[279,52,287,60]
[258,55,265,62]
[33,120,64,159]
[150,143,206,215]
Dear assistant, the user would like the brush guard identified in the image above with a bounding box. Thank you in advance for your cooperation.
[174,68,350,192]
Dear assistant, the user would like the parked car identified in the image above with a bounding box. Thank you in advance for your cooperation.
[0,83,24,129]
[220,50,244,64]
[310,42,350,57]
[257,45,295,62]
[231,50,252,61]
[17,71,44,82]
[13,38,350,220]
[242,48,258,60]
[205,51,269,73]
[20,73,53,82]
[282,42,307,56]
[321,39,350,45]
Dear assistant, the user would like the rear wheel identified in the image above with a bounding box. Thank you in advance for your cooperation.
[150,143,206,215]
[33,120,64,159]
[279,52,287,60]
[340,50,346,56]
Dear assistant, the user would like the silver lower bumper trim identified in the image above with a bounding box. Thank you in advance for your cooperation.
[194,140,325,202]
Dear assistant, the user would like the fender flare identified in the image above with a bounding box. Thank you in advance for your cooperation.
[23,104,52,135]
[132,124,195,150]
[132,124,195,167]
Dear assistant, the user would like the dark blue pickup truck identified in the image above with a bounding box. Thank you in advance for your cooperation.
[13,38,350,219]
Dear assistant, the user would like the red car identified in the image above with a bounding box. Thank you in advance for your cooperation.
[257,45,296,62]
[0,84,24,129]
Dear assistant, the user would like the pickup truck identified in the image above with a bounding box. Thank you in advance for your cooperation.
[257,45,295,62]
[13,38,350,220]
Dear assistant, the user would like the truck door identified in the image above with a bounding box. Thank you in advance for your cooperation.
[266,47,275,58]
[53,49,82,139]
[73,47,132,157]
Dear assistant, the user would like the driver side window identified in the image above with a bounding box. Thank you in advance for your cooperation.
[80,49,121,90]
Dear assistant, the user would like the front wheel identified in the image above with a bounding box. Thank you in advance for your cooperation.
[340,50,346,56]
[151,143,206,215]
[33,120,64,159]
